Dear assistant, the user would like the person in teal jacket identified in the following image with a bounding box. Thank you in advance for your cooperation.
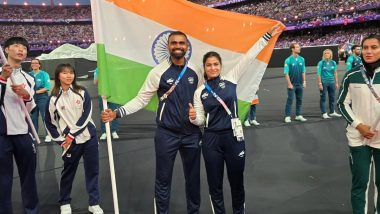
[346,45,362,72]
[284,43,307,123]
[29,58,51,142]
[316,49,342,119]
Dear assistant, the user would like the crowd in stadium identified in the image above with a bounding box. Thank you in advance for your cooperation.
[0,5,91,20]
[0,1,379,52]
[193,0,379,21]
[276,25,380,48]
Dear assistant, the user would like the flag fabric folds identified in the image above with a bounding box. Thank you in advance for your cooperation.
[91,0,281,119]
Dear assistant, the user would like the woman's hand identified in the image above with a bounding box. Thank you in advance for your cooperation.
[356,123,376,139]
[189,103,196,120]
[268,23,282,37]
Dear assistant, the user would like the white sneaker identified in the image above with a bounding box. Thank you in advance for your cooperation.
[60,204,72,214]
[329,111,342,117]
[45,135,52,142]
[89,205,104,214]
[112,132,119,139]
[99,133,107,140]
[295,115,307,122]
[284,116,292,123]
[322,113,331,119]
[250,120,260,126]
[244,120,251,127]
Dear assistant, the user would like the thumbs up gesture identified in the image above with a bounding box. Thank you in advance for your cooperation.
[189,103,196,120]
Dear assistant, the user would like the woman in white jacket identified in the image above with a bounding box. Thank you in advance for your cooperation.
[337,34,380,214]
[45,64,103,214]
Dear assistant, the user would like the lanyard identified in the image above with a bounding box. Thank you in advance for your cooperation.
[160,63,188,101]
[359,66,380,103]
[204,82,233,118]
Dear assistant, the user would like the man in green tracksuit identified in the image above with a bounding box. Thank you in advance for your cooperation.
[346,45,362,72]
[337,34,380,214]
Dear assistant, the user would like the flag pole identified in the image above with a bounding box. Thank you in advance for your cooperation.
[102,96,120,214]
[0,45,40,144]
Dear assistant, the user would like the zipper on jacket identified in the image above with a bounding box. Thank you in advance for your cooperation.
[234,101,237,118]
[206,113,209,128]
[159,103,166,121]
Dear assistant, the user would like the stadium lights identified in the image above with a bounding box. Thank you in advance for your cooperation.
[3,1,7,5]
[42,2,46,6]
[23,2,28,6]
[75,2,80,6]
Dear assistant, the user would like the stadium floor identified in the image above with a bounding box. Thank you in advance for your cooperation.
[11,64,358,214]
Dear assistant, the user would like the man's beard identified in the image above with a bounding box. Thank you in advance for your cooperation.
[170,49,186,59]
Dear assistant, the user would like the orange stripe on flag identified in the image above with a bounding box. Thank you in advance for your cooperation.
[106,0,282,62]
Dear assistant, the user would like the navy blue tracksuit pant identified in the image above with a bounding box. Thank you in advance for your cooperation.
[59,136,100,206]
[0,134,39,214]
[154,127,201,214]
[202,130,245,214]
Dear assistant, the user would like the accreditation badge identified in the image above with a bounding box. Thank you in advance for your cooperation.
[231,118,244,142]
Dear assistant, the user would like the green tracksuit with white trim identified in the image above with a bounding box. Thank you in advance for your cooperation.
[337,66,380,214]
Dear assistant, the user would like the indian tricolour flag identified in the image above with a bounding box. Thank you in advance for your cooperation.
[91,0,282,120]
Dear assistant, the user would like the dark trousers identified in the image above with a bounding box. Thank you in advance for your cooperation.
[31,93,49,135]
[285,85,303,117]
[154,127,201,214]
[0,134,39,214]
[202,130,245,214]
[244,105,256,121]
[59,136,100,206]
[319,82,336,114]
[350,146,380,214]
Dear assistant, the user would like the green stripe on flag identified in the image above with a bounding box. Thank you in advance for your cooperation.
[238,100,251,121]
[97,44,158,112]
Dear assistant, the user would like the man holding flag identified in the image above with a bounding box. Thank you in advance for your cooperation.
[102,31,203,214]
[93,1,281,213]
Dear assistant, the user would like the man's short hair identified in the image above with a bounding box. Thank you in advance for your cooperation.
[4,37,29,51]
[167,31,188,43]
[351,45,360,51]
[289,42,298,51]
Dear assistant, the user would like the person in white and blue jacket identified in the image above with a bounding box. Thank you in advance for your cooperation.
[189,25,281,214]
[101,31,203,214]
[0,37,39,214]
[45,64,103,214]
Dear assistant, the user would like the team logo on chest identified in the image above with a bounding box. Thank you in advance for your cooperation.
[188,76,194,84]
[75,99,81,105]
[201,92,209,100]
[167,78,174,85]
[219,82,225,89]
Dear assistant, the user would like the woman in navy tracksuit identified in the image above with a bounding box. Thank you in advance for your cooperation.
[189,26,280,214]
[45,64,103,214]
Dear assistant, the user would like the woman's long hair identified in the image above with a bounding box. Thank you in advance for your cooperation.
[50,63,84,97]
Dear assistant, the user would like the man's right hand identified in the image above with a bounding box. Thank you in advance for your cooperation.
[101,109,116,123]
[1,64,12,79]
[288,83,293,90]
[189,103,196,120]
[356,123,376,139]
